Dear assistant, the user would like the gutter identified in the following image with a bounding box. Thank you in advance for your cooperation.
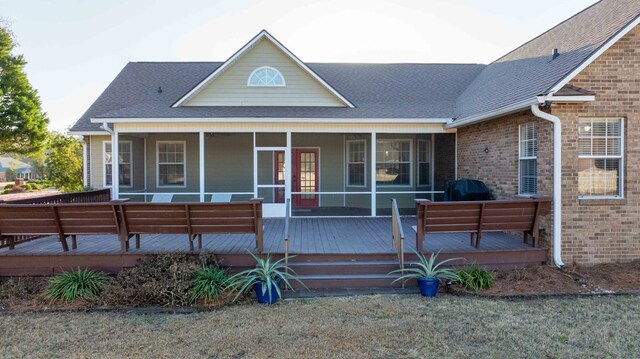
[447,98,539,129]
[100,122,114,134]
[530,104,565,268]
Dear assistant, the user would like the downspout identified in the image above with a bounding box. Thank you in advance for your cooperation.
[100,122,113,135]
[81,136,88,188]
[530,104,565,268]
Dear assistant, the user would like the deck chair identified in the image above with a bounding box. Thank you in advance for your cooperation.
[151,193,173,203]
[210,193,233,203]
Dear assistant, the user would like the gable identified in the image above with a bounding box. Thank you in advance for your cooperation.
[183,38,346,107]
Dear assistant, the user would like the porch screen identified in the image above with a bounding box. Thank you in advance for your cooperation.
[518,123,537,195]
[376,140,411,186]
[578,118,623,197]
[104,141,132,187]
[157,141,185,187]
[347,140,366,186]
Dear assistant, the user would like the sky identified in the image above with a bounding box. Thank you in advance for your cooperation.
[2,0,598,132]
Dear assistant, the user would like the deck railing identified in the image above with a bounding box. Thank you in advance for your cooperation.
[391,198,405,285]
[284,198,291,271]
[0,189,111,205]
[0,189,112,249]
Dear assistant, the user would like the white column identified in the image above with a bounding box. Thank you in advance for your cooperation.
[199,131,205,202]
[81,136,88,188]
[370,132,376,217]
[285,131,292,215]
[112,130,119,199]
[253,132,257,198]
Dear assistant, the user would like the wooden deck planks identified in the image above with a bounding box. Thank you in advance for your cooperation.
[0,216,540,256]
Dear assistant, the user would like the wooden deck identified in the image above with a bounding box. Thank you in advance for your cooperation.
[0,217,548,276]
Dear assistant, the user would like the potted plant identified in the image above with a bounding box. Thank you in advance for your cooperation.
[226,252,306,304]
[390,250,461,297]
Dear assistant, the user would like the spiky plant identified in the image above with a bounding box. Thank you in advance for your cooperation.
[225,252,306,303]
[390,250,461,284]
[45,268,108,302]
[189,266,229,304]
[456,265,494,291]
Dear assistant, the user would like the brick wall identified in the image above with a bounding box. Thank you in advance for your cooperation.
[456,25,640,265]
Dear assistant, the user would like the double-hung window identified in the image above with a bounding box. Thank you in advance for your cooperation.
[157,141,186,187]
[346,140,366,187]
[578,118,624,198]
[104,141,132,187]
[518,123,537,195]
[376,140,411,186]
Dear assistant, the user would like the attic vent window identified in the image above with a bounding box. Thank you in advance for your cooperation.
[247,66,286,87]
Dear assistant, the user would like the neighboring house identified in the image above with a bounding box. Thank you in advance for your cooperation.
[70,0,640,265]
[0,157,33,182]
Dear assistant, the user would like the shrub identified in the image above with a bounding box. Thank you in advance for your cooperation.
[45,269,108,302]
[22,183,33,191]
[8,186,25,194]
[98,253,219,307]
[3,184,14,190]
[189,266,229,304]
[456,265,494,292]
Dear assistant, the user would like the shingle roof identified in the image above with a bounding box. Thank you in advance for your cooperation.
[70,0,640,133]
[70,63,484,132]
[454,0,640,121]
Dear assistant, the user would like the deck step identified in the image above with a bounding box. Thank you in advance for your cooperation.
[288,260,401,276]
[293,273,407,289]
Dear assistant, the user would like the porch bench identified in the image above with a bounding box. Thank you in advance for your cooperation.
[415,197,551,251]
[0,201,126,251]
[118,198,263,253]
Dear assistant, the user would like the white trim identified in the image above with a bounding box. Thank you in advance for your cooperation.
[92,117,451,124]
[247,66,286,87]
[103,140,133,188]
[540,95,596,102]
[345,139,367,188]
[156,140,187,188]
[172,30,355,108]
[375,138,413,188]
[370,132,376,216]
[518,122,537,196]
[143,137,147,192]
[285,132,292,214]
[548,16,640,94]
[112,131,119,199]
[447,98,539,129]
[82,137,88,187]
[577,117,624,199]
[199,131,205,202]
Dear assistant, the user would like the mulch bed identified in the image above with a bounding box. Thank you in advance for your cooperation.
[449,260,640,297]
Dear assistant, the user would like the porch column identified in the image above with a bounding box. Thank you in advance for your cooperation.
[285,131,292,215]
[199,131,205,202]
[370,132,376,216]
[112,130,119,199]
[81,136,88,188]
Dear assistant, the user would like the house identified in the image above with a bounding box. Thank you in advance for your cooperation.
[0,157,33,182]
[70,0,640,266]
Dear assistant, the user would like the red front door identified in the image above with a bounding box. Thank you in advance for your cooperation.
[274,149,319,207]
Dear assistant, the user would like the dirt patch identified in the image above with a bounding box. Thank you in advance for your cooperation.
[450,260,640,297]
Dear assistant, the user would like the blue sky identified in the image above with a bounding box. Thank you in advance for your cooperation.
[2,0,597,131]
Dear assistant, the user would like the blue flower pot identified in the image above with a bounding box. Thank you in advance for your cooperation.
[253,278,282,304]
[416,277,440,297]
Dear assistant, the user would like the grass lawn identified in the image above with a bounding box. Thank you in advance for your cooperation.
[1,294,638,358]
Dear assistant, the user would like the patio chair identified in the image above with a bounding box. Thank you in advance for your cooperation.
[210,193,233,203]
[151,193,173,203]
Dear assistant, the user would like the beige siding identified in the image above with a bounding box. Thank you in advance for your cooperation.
[89,135,145,191]
[184,39,345,107]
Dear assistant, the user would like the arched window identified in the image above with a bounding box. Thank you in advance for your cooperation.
[247,66,286,87]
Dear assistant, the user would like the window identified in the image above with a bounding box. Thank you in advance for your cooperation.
[417,139,432,187]
[376,140,411,186]
[578,118,623,198]
[247,66,285,87]
[347,140,366,186]
[157,141,186,187]
[519,123,537,195]
[104,141,132,187]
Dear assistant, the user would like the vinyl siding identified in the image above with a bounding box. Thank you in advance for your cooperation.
[184,38,345,107]
[88,135,145,191]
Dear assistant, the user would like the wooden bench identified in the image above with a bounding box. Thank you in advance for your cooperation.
[0,201,125,251]
[118,199,263,253]
[415,197,551,250]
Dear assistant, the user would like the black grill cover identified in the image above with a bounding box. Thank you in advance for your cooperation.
[443,179,494,201]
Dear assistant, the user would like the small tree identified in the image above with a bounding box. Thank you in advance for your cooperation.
[0,24,49,154]
[45,133,83,192]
